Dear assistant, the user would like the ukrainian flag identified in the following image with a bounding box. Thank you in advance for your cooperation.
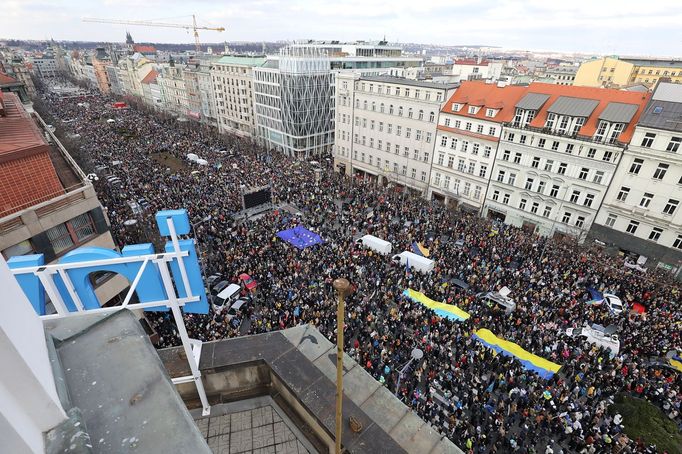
[411,241,430,257]
[670,357,682,373]
[402,289,470,322]
[472,329,562,379]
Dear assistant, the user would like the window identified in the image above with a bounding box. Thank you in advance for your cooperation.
[450,138,458,149]
[571,117,586,135]
[570,190,580,203]
[575,216,585,228]
[519,134,527,144]
[593,171,604,184]
[587,148,596,158]
[486,108,495,117]
[398,106,403,116]
[641,132,655,148]
[557,116,570,134]
[472,143,479,155]
[452,103,461,112]
[488,126,496,136]
[380,103,385,113]
[418,110,424,120]
[437,154,445,166]
[546,113,556,129]
[508,173,516,186]
[429,112,435,122]
[411,168,417,179]
[465,122,472,131]
[502,150,510,161]
[416,130,422,141]
[378,140,383,150]
[543,205,552,218]
[666,137,681,152]
[544,159,554,172]
[447,155,455,168]
[426,133,432,143]
[370,120,375,130]
[602,151,613,162]
[639,192,654,208]
[458,159,466,172]
[479,165,487,178]
[413,150,419,160]
[463,182,471,196]
[402,165,407,175]
[396,126,402,136]
[468,106,477,114]
[389,105,394,114]
[502,193,510,204]
[594,120,608,141]
[514,153,522,164]
[673,235,682,249]
[565,143,574,154]
[434,173,441,186]
[46,213,96,254]
[653,163,669,180]
[483,146,491,158]
[562,212,571,223]
[538,138,546,148]
[531,157,540,168]
[492,190,500,201]
[497,170,506,182]
[454,120,461,129]
[578,168,589,180]
[477,125,484,134]
[630,158,643,174]
[605,214,617,227]
[525,178,534,190]
[519,198,527,210]
[443,176,451,188]
[584,193,595,208]
[462,141,469,152]
[530,202,539,214]
[467,162,475,174]
[423,152,429,162]
[408,108,413,118]
[388,124,393,134]
[421,171,427,182]
[649,227,663,242]
[537,181,546,194]
[441,136,448,147]
[507,132,515,142]
[550,185,559,198]
[405,128,411,138]
[663,199,679,215]
[617,187,630,202]
[626,220,639,234]
[551,141,560,151]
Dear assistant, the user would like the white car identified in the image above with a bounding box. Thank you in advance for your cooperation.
[566,325,620,356]
[603,293,624,315]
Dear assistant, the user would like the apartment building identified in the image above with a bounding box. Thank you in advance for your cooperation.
[211,56,266,137]
[0,92,126,306]
[32,55,58,78]
[157,63,189,116]
[451,58,504,83]
[591,82,682,271]
[484,83,649,238]
[334,73,457,196]
[575,56,682,88]
[430,82,527,210]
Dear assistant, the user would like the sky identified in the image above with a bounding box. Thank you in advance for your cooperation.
[2,0,682,56]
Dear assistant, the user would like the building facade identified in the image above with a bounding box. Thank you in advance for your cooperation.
[157,63,189,116]
[590,82,682,272]
[333,73,457,196]
[211,56,265,136]
[484,83,649,238]
[451,59,504,83]
[430,82,527,210]
[254,46,335,158]
[32,55,58,78]
[575,56,682,88]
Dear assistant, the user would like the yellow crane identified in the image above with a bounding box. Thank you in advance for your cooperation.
[82,15,225,52]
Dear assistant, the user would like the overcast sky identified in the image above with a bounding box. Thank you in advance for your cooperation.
[3,0,681,56]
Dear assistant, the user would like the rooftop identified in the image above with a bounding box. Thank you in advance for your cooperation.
[0,92,49,158]
[621,58,682,69]
[140,69,159,85]
[359,75,458,90]
[639,82,682,132]
[0,71,20,86]
[453,59,489,66]
[215,55,267,67]
[440,81,529,123]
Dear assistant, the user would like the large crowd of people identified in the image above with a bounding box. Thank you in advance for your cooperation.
[37,79,680,453]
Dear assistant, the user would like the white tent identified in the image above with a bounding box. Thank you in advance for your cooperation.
[196,159,209,166]
[186,153,199,162]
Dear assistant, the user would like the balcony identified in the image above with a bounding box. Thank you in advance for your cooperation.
[503,123,628,148]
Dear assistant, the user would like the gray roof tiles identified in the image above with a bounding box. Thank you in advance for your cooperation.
[599,102,639,123]
[515,93,550,110]
[639,100,682,132]
[547,96,599,117]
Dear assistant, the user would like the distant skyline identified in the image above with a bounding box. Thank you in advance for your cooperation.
[3,0,682,57]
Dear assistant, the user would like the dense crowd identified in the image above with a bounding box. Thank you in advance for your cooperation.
[38,80,681,454]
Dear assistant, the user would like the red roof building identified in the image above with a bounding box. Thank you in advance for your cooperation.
[0,92,64,216]
[133,45,157,54]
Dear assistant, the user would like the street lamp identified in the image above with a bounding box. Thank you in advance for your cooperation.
[332,277,351,454]
[395,348,424,398]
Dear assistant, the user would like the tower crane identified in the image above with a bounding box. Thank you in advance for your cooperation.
[82,15,225,52]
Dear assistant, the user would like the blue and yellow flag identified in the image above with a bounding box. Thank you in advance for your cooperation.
[403,289,470,322]
[472,329,562,379]
[411,241,430,257]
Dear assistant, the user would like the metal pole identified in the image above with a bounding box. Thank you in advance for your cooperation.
[333,278,350,454]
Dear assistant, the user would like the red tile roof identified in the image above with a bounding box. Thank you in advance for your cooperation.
[133,44,157,54]
[440,81,529,123]
[0,71,19,85]
[0,92,49,157]
[524,83,651,143]
[454,59,489,66]
[141,69,159,85]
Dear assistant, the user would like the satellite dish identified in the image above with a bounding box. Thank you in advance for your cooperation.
[411,348,424,360]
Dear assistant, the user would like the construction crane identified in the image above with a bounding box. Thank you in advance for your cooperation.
[82,15,225,52]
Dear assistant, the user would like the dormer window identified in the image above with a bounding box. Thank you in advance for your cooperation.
[486,108,496,118]
[571,117,586,135]
[468,106,480,114]
[452,103,461,112]
[594,120,608,142]
[545,112,556,129]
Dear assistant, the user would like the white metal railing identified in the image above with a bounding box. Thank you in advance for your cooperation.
[9,215,212,416]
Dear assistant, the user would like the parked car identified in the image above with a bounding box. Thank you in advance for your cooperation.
[239,273,257,291]
[477,286,516,313]
[566,324,620,355]
[213,284,241,313]
[211,280,230,297]
[225,298,251,321]
[604,293,625,315]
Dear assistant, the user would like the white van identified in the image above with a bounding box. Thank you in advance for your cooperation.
[477,286,516,313]
[356,235,392,255]
[213,283,241,312]
[391,251,435,274]
[566,325,620,355]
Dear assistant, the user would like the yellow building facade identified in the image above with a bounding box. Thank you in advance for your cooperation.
[575,57,682,88]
